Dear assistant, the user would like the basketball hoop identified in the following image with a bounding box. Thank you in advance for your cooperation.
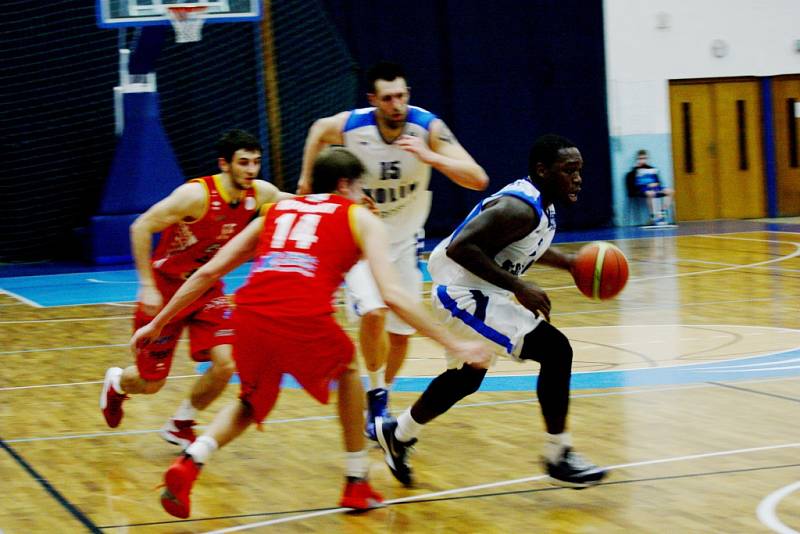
[166,4,209,43]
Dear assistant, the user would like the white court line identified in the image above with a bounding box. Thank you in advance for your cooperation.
[0,384,723,443]
[3,378,793,444]
[692,357,800,370]
[0,288,42,308]
[758,481,800,534]
[4,293,788,324]
[0,373,198,392]
[86,275,249,284]
[202,442,800,533]
[0,315,130,325]
[0,343,128,356]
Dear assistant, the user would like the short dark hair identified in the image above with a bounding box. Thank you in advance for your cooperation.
[636,149,648,157]
[528,134,577,176]
[215,129,262,163]
[311,147,365,194]
[366,61,406,93]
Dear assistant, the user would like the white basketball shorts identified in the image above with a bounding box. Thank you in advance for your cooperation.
[345,236,422,335]
[431,284,544,368]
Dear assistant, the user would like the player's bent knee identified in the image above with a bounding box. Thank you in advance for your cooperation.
[361,308,387,323]
[142,378,167,394]
[210,360,236,381]
[205,346,235,377]
[519,321,573,365]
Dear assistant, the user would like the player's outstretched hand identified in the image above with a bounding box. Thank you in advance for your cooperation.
[514,281,551,322]
[130,322,164,354]
[394,134,435,163]
[449,339,493,369]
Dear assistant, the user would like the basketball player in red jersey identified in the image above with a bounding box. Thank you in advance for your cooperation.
[100,130,292,448]
[130,147,492,516]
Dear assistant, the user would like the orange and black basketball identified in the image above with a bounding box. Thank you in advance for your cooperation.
[571,241,629,300]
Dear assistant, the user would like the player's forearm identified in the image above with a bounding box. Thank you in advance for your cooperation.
[298,121,332,192]
[428,154,489,191]
[151,268,218,328]
[130,220,158,288]
[447,244,524,294]
[537,248,575,272]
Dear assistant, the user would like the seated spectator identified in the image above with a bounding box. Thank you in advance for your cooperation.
[625,149,674,225]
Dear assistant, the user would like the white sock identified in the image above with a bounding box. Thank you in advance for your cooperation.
[110,367,124,395]
[173,399,198,421]
[394,409,423,443]
[368,366,386,390]
[185,435,218,465]
[344,449,369,479]
[544,432,572,463]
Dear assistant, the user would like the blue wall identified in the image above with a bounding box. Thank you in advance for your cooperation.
[322,0,613,235]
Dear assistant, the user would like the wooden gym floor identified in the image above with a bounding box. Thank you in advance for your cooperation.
[2,220,800,533]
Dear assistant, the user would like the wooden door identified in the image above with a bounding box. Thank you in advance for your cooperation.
[713,81,765,219]
[772,75,800,216]
[669,83,718,220]
[669,79,766,221]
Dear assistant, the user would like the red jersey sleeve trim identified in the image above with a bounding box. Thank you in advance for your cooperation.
[259,202,275,218]
[186,177,210,224]
[211,174,236,205]
[348,204,363,253]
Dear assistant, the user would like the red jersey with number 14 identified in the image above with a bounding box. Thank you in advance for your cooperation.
[152,175,258,281]
[235,194,362,317]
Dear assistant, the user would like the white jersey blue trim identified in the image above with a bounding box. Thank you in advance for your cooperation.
[343,105,437,133]
[427,177,557,289]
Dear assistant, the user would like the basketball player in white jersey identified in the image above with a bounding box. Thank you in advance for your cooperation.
[297,61,489,439]
[375,134,607,489]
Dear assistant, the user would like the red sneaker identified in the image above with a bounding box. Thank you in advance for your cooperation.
[161,455,200,518]
[160,419,197,449]
[100,367,128,428]
[339,478,384,511]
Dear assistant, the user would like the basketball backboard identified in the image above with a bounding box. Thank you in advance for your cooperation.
[96,0,261,28]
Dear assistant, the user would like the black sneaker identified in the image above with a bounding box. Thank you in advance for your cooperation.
[544,447,607,489]
[375,416,416,486]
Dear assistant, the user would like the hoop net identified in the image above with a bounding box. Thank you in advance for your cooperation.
[166,5,208,43]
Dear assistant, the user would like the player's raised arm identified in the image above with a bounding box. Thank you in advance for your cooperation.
[354,206,491,367]
[130,182,207,315]
[395,118,488,191]
[296,113,349,194]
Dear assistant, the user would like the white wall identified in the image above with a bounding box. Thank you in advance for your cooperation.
[604,0,800,224]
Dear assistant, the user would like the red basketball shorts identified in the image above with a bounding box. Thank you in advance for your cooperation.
[135,277,234,381]
[232,307,355,423]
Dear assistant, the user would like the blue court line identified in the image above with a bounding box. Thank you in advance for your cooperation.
[0,261,433,308]
[0,263,253,307]
[0,438,102,533]
[197,347,800,394]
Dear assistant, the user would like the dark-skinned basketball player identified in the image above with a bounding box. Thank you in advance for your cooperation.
[376,134,608,488]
